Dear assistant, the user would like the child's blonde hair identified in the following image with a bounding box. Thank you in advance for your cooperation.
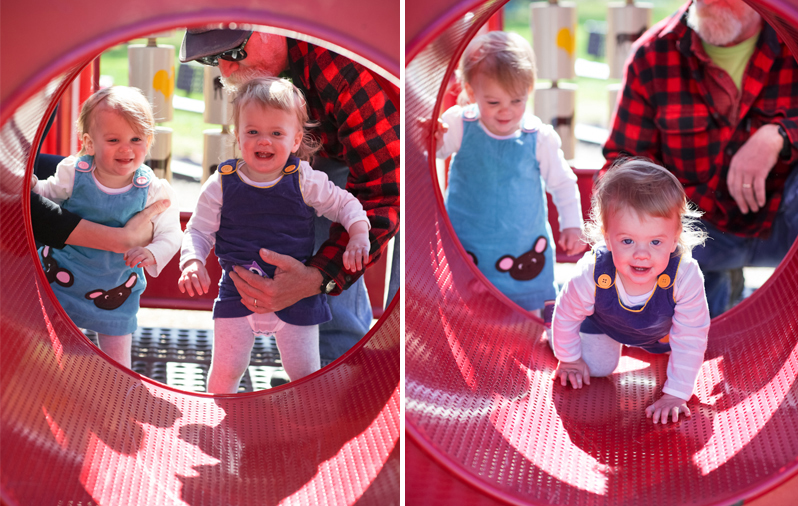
[232,77,321,161]
[77,86,155,155]
[458,31,536,104]
[585,158,707,255]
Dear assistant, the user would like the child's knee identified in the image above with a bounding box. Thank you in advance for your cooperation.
[586,358,618,377]
[580,332,621,377]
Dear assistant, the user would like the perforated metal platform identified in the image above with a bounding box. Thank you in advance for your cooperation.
[83,328,300,393]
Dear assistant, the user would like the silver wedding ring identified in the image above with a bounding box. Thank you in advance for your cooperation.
[742,183,752,189]
[254,298,258,308]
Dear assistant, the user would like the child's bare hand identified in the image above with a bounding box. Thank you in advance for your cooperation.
[553,357,591,389]
[124,247,155,268]
[558,228,584,256]
[417,117,448,145]
[178,259,211,297]
[646,393,691,424]
[343,233,370,272]
[434,118,448,145]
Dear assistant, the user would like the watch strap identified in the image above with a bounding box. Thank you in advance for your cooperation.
[778,125,791,160]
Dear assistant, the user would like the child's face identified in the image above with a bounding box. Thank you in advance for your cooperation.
[603,207,680,296]
[218,33,289,89]
[465,75,529,137]
[82,107,150,185]
[236,103,302,182]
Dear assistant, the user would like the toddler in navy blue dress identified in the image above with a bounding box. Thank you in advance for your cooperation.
[32,86,182,368]
[552,158,711,424]
[178,77,370,394]
[435,31,583,325]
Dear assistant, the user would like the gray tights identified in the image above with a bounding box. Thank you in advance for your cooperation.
[550,332,622,377]
[97,333,132,369]
[209,317,320,394]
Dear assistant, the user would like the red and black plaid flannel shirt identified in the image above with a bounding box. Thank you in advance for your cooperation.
[286,40,400,293]
[602,2,798,238]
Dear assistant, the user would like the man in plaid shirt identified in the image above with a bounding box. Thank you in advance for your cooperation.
[603,0,798,317]
[181,29,400,360]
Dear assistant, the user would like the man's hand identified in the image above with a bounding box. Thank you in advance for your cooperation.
[645,393,691,424]
[178,259,211,297]
[230,248,323,314]
[558,227,585,256]
[727,124,782,214]
[124,247,155,268]
[553,357,591,389]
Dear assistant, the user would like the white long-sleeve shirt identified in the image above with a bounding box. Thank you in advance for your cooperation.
[436,105,582,231]
[552,249,710,400]
[33,155,182,277]
[180,160,370,270]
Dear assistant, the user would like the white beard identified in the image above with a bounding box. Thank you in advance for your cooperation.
[686,2,746,46]
[219,67,275,92]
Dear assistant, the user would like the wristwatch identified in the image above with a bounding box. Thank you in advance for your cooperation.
[778,125,792,160]
[319,271,337,295]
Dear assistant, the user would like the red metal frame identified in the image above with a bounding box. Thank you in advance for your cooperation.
[406,1,798,504]
[0,1,399,505]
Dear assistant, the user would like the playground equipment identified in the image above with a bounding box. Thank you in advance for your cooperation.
[129,32,176,181]
[202,65,238,183]
[531,0,577,159]
[0,1,398,504]
[406,0,798,504]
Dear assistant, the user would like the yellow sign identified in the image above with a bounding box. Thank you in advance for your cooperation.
[152,65,175,100]
[556,27,575,57]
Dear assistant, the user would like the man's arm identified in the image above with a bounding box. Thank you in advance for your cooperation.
[304,50,400,294]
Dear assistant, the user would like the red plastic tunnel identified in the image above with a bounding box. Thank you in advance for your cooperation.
[406,0,798,504]
[0,1,399,505]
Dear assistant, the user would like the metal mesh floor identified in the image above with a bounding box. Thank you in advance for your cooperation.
[82,328,302,393]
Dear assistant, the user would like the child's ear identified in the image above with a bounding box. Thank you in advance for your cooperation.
[464,83,476,103]
[671,223,682,253]
[602,229,611,251]
[292,131,303,154]
[82,133,94,155]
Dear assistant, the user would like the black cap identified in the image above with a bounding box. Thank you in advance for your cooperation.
[179,28,252,63]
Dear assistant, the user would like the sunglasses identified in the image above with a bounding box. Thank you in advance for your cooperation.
[197,32,252,66]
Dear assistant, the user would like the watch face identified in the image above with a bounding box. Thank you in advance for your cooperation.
[322,279,336,294]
